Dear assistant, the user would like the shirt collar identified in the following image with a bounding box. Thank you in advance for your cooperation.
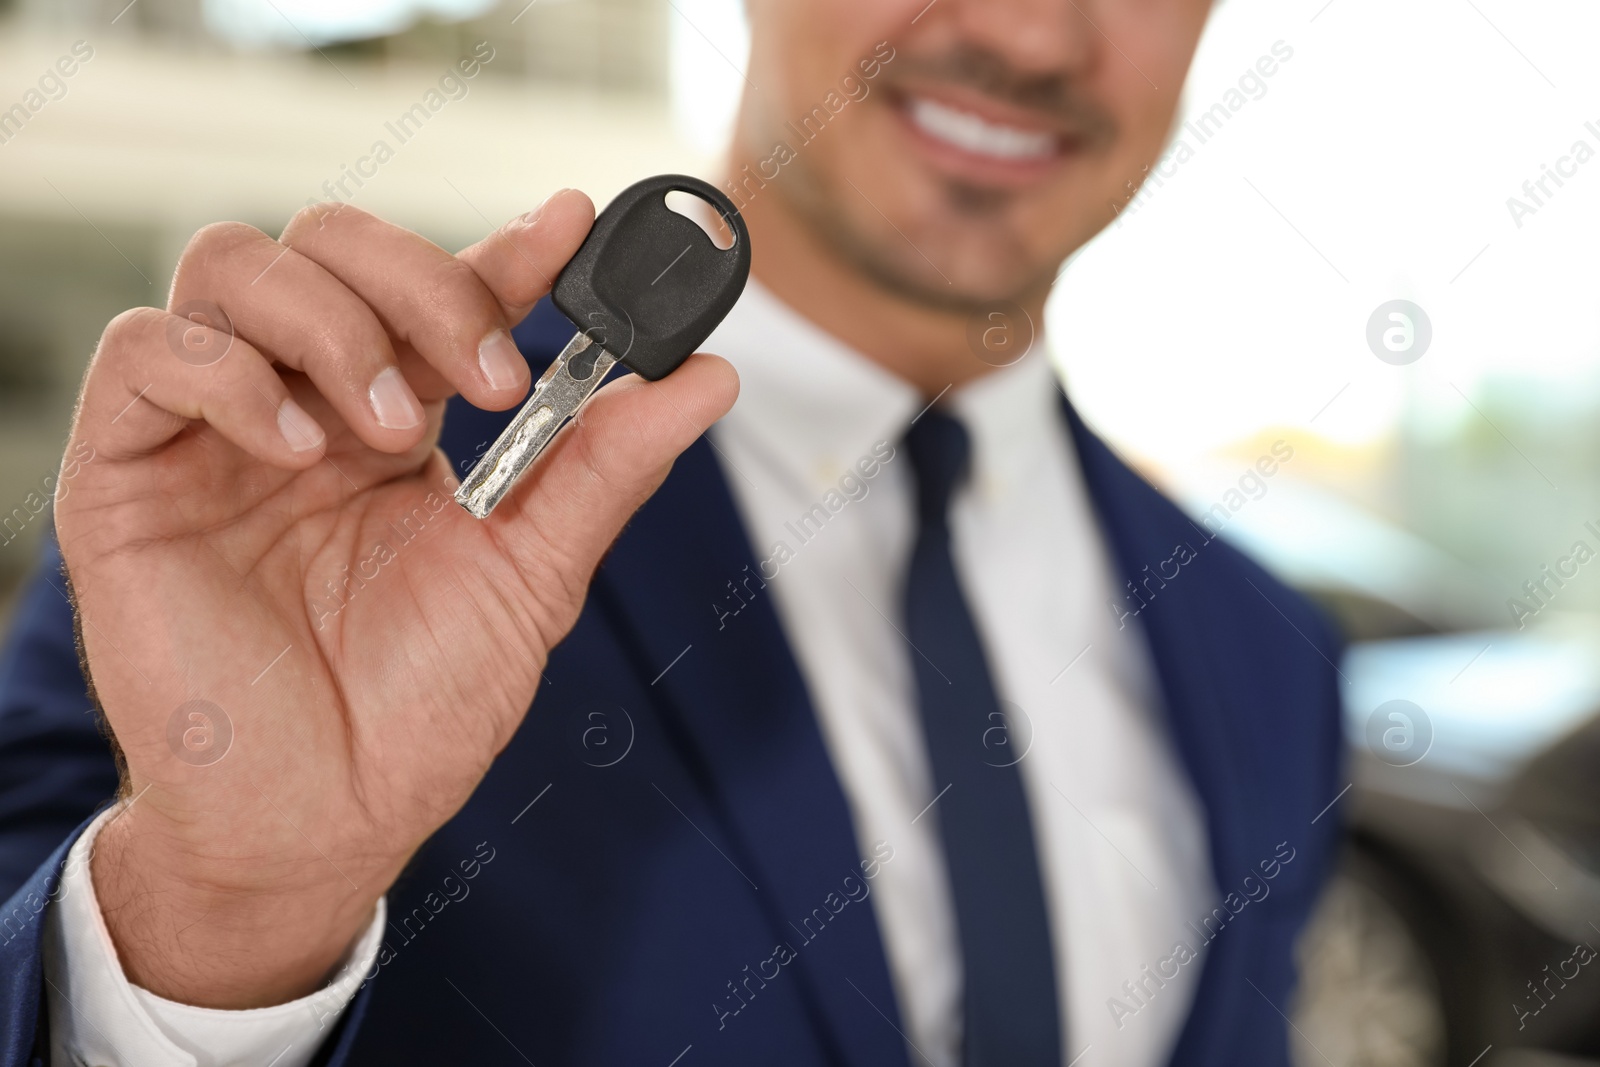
[705,276,1066,501]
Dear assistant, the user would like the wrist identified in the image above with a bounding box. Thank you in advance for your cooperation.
[90,801,387,1009]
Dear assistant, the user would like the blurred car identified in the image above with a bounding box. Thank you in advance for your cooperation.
[1179,477,1600,1067]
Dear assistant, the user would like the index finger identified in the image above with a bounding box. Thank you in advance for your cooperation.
[278,190,593,415]
[457,188,596,325]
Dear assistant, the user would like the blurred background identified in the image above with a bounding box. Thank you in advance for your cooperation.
[2,0,1599,1064]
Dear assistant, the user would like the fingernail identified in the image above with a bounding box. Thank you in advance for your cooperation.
[478,329,529,392]
[277,397,325,453]
[519,188,572,226]
[368,366,423,430]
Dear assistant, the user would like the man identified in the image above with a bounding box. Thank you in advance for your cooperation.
[0,0,1343,1063]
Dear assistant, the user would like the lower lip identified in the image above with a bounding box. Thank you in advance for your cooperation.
[891,96,1072,188]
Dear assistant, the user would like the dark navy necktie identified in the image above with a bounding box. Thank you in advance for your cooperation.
[901,408,1062,1066]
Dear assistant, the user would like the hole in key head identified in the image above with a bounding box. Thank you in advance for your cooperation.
[664,190,736,250]
[568,343,601,380]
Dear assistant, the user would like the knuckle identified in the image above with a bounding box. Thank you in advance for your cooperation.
[96,306,169,366]
[571,406,653,502]
[547,551,593,621]
[282,201,371,246]
[177,221,268,281]
[518,528,591,624]
[423,255,493,323]
[308,314,383,372]
[567,415,617,492]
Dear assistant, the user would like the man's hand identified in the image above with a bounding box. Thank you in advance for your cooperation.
[54,192,738,1009]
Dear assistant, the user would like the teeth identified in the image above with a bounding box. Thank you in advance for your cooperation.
[907,96,1057,162]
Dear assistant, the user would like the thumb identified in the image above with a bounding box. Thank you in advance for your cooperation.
[485,352,739,607]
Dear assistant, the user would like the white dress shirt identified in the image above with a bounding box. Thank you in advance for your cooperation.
[44,278,1215,1067]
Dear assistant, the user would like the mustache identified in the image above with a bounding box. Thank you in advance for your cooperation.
[883,45,1118,142]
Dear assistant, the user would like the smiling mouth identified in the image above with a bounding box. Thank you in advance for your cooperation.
[902,94,1063,164]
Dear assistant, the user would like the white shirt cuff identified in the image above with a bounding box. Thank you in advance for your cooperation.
[42,804,385,1067]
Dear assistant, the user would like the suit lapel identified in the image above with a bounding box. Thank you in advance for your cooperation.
[591,435,912,1067]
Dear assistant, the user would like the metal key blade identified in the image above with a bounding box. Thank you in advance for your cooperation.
[454,332,619,519]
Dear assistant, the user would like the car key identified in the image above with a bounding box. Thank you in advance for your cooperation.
[455,174,751,519]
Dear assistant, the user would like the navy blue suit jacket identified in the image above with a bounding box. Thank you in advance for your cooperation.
[0,299,1343,1066]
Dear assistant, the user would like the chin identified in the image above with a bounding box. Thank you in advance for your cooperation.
[828,106,1107,304]
[857,186,1080,308]
[841,218,1057,312]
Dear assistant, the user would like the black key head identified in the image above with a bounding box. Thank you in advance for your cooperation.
[552,174,752,382]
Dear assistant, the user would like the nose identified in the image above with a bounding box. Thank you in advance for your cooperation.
[946,0,1097,79]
